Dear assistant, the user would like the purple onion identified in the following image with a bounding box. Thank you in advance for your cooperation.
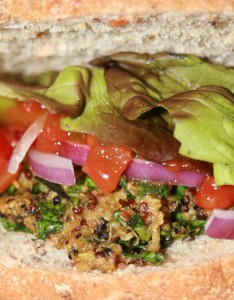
[125,158,204,187]
[205,209,234,239]
[28,149,75,186]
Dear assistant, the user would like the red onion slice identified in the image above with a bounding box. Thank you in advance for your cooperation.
[125,158,204,187]
[59,142,204,187]
[59,141,90,166]
[8,114,47,174]
[205,209,234,239]
[28,149,75,185]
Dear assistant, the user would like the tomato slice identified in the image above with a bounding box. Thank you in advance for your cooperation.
[0,171,20,193]
[0,159,8,173]
[82,145,132,193]
[34,114,87,154]
[194,176,234,210]
[34,114,65,153]
[0,158,20,193]
[5,100,45,130]
[1,126,25,148]
[0,131,13,160]
[86,134,99,148]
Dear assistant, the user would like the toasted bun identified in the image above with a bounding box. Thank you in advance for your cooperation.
[0,1,234,299]
[0,223,234,300]
[1,0,234,22]
[1,0,234,73]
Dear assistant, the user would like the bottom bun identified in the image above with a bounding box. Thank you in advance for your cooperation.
[0,223,233,300]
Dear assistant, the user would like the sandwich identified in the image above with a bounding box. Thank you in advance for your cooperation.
[0,1,234,299]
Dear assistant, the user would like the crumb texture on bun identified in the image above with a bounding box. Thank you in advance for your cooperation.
[0,1,234,73]
[0,223,234,300]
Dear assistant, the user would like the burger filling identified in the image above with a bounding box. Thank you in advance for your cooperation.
[0,52,233,272]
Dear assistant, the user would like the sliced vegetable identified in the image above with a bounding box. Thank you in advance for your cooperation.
[125,158,204,187]
[82,145,132,193]
[59,141,90,166]
[7,114,47,174]
[0,79,82,117]
[34,113,69,154]
[194,176,234,210]
[0,168,20,194]
[61,68,180,163]
[0,131,13,160]
[5,100,45,130]
[205,209,234,239]
[59,141,204,188]
[28,149,75,186]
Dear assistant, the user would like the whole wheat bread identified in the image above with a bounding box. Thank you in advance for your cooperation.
[0,1,234,299]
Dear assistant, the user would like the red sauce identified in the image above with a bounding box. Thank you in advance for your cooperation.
[163,157,213,175]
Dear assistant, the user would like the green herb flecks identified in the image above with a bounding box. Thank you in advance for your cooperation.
[127,214,151,242]
[32,183,41,194]
[37,177,67,198]
[119,177,135,199]
[113,211,128,227]
[5,184,17,195]
[66,175,98,203]
[175,186,187,200]
[138,181,169,197]
[124,250,165,264]
[161,212,205,247]
[0,217,32,233]
[118,238,164,264]
[36,202,66,240]
[84,176,98,191]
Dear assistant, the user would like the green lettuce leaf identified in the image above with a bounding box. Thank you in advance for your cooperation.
[160,86,234,185]
[0,66,92,117]
[214,163,234,185]
[105,67,159,120]
[1,53,233,183]
[18,71,58,87]
[92,52,234,98]
[61,68,180,163]
[44,66,91,116]
[0,96,15,123]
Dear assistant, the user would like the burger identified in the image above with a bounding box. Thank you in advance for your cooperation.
[0,1,234,299]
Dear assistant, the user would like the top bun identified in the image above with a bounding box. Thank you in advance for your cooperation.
[1,0,234,22]
[0,0,234,73]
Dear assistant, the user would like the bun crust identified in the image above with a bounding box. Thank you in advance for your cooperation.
[0,250,234,299]
[0,225,234,300]
[1,0,234,22]
[0,250,234,300]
